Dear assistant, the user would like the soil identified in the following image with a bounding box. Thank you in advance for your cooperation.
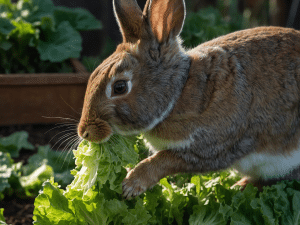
[0,123,78,225]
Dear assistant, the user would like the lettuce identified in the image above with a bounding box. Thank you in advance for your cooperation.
[33,135,300,224]
[0,131,75,199]
[66,135,138,199]
[22,145,75,187]
[33,135,151,225]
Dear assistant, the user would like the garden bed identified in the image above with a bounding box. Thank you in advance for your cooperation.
[0,123,77,225]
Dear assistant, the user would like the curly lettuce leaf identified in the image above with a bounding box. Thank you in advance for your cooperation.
[33,178,79,225]
[33,135,150,225]
[66,135,138,199]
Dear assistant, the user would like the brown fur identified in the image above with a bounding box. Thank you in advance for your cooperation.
[78,0,300,199]
[148,27,300,155]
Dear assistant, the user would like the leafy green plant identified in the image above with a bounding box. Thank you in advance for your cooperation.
[0,0,102,74]
[0,131,75,200]
[0,131,34,157]
[31,134,300,225]
[181,7,246,48]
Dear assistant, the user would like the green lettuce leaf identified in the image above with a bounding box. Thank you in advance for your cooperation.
[33,135,151,225]
[22,145,75,187]
[33,178,79,225]
[250,181,300,225]
[66,135,138,198]
[121,198,152,224]
[189,200,227,225]
[159,178,189,224]
[20,163,54,197]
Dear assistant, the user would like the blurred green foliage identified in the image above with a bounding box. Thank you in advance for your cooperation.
[0,0,102,74]
[181,7,246,48]
[0,131,75,200]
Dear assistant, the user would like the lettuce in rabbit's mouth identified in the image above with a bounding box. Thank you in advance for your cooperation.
[65,134,138,197]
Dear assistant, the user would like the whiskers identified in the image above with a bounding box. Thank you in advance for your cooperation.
[43,116,82,171]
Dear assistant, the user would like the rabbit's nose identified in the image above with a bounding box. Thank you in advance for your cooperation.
[77,119,112,143]
[77,123,86,138]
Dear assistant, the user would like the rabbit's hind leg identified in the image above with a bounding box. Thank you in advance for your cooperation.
[231,166,300,192]
[231,176,275,192]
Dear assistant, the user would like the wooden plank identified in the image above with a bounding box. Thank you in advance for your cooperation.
[0,59,90,125]
[0,59,91,86]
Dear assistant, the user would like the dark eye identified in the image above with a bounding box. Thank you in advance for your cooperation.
[113,80,127,94]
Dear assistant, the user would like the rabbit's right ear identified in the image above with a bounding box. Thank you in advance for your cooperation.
[143,0,186,43]
[113,0,143,43]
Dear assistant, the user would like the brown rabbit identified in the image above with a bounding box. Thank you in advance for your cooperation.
[77,0,300,199]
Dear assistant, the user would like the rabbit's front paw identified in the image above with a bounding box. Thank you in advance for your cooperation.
[122,165,156,199]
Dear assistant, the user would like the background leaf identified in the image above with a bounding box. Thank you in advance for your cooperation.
[0,18,15,35]
[54,6,102,31]
[37,21,81,62]
[0,131,34,158]
[21,0,55,23]
[22,145,75,187]
[0,0,101,73]
[0,0,15,19]
[0,152,13,194]
[181,7,245,48]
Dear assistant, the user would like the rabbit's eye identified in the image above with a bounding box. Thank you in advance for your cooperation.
[113,80,127,94]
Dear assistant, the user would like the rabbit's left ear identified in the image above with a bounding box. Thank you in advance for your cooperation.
[144,0,186,43]
[113,0,143,43]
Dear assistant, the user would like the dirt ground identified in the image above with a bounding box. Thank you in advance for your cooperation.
[0,123,78,225]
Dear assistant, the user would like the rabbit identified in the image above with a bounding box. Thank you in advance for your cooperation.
[77,0,300,199]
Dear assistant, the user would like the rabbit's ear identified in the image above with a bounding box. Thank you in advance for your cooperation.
[113,0,143,43]
[144,0,185,43]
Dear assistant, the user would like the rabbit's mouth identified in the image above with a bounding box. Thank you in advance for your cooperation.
[77,118,113,144]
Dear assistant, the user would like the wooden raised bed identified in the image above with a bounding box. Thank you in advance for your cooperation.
[0,59,90,125]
